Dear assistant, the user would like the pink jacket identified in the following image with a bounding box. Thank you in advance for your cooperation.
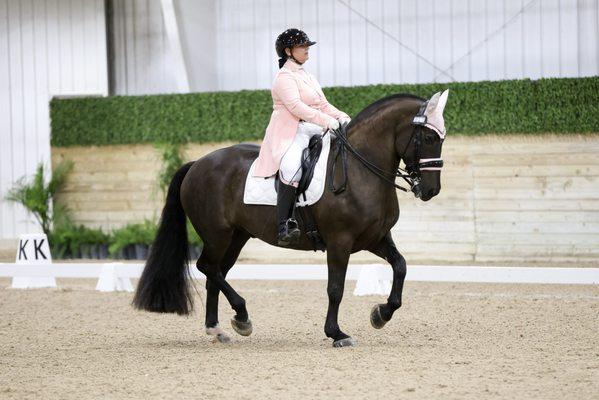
[252,59,350,177]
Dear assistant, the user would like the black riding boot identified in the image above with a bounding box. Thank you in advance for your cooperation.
[277,181,300,246]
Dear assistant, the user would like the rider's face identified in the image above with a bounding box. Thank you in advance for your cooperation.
[286,44,310,64]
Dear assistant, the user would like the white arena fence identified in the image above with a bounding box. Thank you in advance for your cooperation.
[0,263,598,293]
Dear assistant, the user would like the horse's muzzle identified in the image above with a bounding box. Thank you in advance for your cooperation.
[411,183,422,199]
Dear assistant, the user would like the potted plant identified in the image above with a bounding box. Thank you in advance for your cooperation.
[89,228,110,259]
[78,226,110,259]
[109,224,136,260]
[48,223,74,260]
[108,221,156,260]
[68,225,85,259]
[132,220,157,260]
[78,226,93,259]
[4,160,73,238]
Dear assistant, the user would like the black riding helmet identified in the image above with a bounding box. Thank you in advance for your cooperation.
[276,28,316,68]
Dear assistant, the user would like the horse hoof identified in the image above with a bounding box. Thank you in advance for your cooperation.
[231,317,253,336]
[370,304,388,329]
[333,337,357,348]
[216,333,231,343]
[206,325,232,344]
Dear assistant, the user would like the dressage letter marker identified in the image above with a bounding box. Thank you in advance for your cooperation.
[11,233,56,289]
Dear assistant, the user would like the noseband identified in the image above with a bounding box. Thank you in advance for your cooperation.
[327,100,444,196]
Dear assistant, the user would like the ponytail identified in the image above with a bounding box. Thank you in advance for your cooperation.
[278,56,287,69]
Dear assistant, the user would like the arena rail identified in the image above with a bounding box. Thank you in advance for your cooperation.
[0,263,597,293]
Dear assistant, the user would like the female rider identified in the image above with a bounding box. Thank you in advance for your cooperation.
[253,28,351,246]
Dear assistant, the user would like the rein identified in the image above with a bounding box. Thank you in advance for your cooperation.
[327,101,443,196]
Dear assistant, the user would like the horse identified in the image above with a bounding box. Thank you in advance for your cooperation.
[133,90,449,347]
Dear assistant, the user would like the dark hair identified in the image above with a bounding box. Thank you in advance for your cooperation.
[278,56,287,69]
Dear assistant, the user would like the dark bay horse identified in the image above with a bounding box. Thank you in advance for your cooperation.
[133,91,449,347]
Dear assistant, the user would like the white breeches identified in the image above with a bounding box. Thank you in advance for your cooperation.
[279,121,324,184]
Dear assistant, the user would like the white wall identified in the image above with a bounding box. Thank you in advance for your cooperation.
[177,0,217,92]
[111,0,217,94]
[111,0,181,94]
[111,0,599,95]
[216,0,599,91]
[0,0,107,241]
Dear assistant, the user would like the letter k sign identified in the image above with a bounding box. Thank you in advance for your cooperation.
[18,239,28,260]
[17,238,49,261]
[34,239,48,260]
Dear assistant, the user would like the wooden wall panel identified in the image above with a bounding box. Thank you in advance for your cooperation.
[50,135,599,265]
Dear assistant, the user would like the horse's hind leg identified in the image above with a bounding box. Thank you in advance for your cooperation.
[204,230,250,343]
[196,230,252,338]
[367,231,407,329]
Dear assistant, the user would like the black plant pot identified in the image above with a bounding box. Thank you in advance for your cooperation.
[89,244,99,259]
[52,244,69,260]
[112,248,125,260]
[98,244,109,259]
[80,244,92,259]
[124,245,137,260]
[135,244,149,260]
[71,248,81,260]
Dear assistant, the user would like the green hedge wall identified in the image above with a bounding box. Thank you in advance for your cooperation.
[50,76,599,147]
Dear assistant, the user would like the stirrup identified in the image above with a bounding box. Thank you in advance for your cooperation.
[285,218,299,231]
[278,218,300,246]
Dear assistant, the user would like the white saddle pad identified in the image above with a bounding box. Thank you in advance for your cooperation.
[243,133,331,207]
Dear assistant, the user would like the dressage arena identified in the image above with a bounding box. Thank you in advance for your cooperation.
[1,277,597,399]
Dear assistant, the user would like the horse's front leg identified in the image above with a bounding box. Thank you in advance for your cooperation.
[325,238,356,347]
[367,231,407,329]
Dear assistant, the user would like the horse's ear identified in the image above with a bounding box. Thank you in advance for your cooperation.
[427,91,441,109]
[424,91,448,138]
[437,89,449,115]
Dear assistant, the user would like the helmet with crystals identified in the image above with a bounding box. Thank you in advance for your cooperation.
[275,28,316,58]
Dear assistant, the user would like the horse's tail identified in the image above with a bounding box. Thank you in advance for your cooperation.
[132,161,195,315]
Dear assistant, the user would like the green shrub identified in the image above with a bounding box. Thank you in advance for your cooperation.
[108,220,157,256]
[79,226,110,245]
[48,222,77,259]
[156,143,184,197]
[50,77,599,147]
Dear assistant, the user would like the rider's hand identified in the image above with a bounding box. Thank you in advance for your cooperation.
[327,118,340,130]
[338,117,351,127]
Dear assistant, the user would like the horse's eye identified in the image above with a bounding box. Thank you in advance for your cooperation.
[424,135,435,145]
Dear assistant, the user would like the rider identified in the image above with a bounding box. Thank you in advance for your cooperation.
[253,28,351,247]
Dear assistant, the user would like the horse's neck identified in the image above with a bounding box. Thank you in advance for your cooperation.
[347,121,400,175]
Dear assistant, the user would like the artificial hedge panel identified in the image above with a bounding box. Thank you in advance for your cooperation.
[50,76,598,146]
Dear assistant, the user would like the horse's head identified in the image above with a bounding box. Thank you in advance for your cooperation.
[399,90,449,202]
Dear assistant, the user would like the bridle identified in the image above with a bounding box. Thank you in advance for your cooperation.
[327,100,444,197]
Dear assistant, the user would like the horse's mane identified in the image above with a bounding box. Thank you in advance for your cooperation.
[350,93,426,127]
